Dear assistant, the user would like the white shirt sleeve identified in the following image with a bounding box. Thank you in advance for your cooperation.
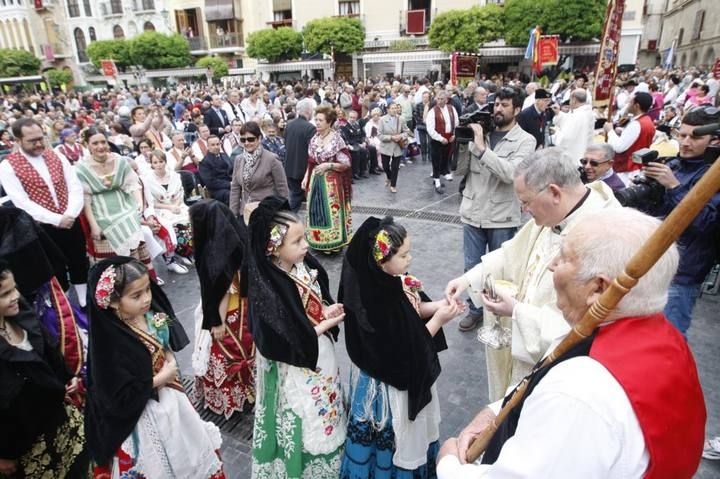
[0,159,63,226]
[607,120,641,154]
[426,108,445,142]
[62,156,84,219]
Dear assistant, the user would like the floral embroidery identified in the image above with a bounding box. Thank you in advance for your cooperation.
[276,410,297,459]
[403,275,423,293]
[151,312,170,329]
[305,367,343,436]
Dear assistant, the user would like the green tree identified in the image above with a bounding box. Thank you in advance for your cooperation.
[247,27,303,63]
[128,32,192,69]
[86,39,132,70]
[302,17,364,55]
[0,48,41,77]
[45,68,74,87]
[503,0,605,46]
[428,5,504,53]
[195,56,229,80]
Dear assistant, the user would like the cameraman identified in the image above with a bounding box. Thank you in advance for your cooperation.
[641,107,720,337]
[453,87,536,332]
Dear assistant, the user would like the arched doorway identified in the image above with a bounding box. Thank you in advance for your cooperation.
[74,27,88,62]
[690,50,699,67]
[703,47,716,68]
[113,24,125,39]
[143,21,155,31]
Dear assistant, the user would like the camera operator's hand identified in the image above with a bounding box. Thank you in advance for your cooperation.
[643,161,680,189]
[470,124,485,151]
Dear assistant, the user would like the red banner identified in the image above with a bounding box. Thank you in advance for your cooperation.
[100,59,118,78]
[406,10,426,35]
[592,0,625,108]
[713,57,720,79]
[455,55,479,78]
[538,36,559,66]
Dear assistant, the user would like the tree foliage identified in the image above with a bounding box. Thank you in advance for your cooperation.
[46,68,74,87]
[195,56,229,80]
[503,0,605,46]
[128,32,192,69]
[428,5,504,53]
[86,39,132,70]
[303,17,364,55]
[247,27,303,63]
[0,48,41,77]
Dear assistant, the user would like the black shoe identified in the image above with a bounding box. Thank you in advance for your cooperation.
[434,184,445,194]
[352,173,361,180]
[361,172,370,178]
[369,169,381,175]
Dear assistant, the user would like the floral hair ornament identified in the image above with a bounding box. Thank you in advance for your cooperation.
[266,223,289,256]
[373,229,392,263]
[95,265,117,309]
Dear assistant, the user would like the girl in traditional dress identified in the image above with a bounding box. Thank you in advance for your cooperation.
[301,105,353,253]
[247,196,347,479]
[339,216,464,479]
[85,257,225,479]
[76,127,158,280]
[0,260,88,479]
[190,199,255,418]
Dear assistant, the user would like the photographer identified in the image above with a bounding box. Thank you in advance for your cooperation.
[640,107,720,337]
[453,87,536,332]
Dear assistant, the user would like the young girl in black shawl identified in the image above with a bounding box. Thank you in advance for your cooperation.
[338,216,464,479]
[84,256,225,479]
[190,200,255,419]
[247,196,346,479]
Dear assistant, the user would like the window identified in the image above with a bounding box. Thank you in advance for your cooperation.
[678,28,684,46]
[691,10,705,40]
[67,0,80,17]
[141,0,154,10]
[110,0,122,14]
[143,21,155,31]
[273,10,291,21]
[339,0,359,15]
[113,24,125,39]
[89,26,96,41]
[74,27,88,62]
[83,0,91,16]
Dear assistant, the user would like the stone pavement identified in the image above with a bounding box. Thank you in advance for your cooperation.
[161,159,720,478]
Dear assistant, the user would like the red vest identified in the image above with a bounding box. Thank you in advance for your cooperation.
[57,143,82,164]
[433,105,456,141]
[613,114,656,172]
[590,314,705,479]
[6,149,69,214]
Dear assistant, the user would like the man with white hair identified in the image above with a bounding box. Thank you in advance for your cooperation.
[437,207,705,478]
[446,147,620,400]
[551,88,595,161]
[522,82,539,110]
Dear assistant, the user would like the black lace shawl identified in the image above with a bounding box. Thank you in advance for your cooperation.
[84,256,189,466]
[338,216,447,420]
[246,196,338,370]
[190,199,248,330]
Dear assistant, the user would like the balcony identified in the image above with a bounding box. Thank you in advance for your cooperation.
[131,0,155,12]
[267,18,293,28]
[209,32,244,50]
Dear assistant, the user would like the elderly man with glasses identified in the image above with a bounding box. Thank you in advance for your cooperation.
[581,143,625,191]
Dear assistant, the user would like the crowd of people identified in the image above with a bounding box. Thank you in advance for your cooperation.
[0,63,718,478]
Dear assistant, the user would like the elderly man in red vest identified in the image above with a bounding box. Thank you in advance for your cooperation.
[425,90,459,194]
[604,91,656,182]
[0,118,88,306]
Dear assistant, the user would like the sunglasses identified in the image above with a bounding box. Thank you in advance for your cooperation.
[580,158,612,167]
[239,136,257,143]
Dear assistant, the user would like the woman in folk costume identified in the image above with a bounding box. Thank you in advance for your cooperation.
[54,128,85,165]
[75,127,158,281]
[301,105,353,253]
[85,257,225,479]
[338,217,463,479]
[247,196,347,478]
[190,200,255,418]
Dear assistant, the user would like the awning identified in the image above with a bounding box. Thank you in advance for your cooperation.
[0,75,44,84]
[361,50,450,64]
[227,68,255,75]
[256,59,333,72]
[205,0,234,22]
[477,43,600,59]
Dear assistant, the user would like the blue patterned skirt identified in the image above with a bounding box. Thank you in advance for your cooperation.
[340,369,439,479]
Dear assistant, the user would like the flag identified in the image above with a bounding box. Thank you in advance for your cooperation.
[663,39,675,69]
[525,26,540,60]
[592,0,625,109]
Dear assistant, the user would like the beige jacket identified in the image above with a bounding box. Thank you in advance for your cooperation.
[377,113,410,157]
[229,149,289,217]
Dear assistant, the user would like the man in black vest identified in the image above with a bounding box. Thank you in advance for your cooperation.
[284,98,316,211]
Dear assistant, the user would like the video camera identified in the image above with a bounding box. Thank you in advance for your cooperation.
[455,103,494,144]
[614,148,670,208]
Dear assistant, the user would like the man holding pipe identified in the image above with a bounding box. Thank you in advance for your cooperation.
[437,208,705,478]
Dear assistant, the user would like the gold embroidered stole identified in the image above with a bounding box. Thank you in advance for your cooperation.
[128,322,184,393]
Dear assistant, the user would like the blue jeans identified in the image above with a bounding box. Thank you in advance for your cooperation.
[463,224,517,315]
[663,282,702,337]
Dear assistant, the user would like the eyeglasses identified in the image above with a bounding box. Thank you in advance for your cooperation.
[239,136,257,143]
[24,137,45,145]
[519,185,549,210]
[580,158,612,167]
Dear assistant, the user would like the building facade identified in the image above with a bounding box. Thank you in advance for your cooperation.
[658,0,719,70]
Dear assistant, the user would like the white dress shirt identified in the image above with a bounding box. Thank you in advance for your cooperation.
[607,116,642,154]
[425,105,458,142]
[437,342,649,479]
[0,150,84,226]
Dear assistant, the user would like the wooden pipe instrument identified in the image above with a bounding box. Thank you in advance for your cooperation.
[466,151,720,463]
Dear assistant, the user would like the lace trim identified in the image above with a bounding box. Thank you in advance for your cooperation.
[252,453,341,479]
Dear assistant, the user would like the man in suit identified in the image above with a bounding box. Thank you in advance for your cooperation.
[284,98,316,211]
[517,88,551,149]
[203,94,231,137]
[198,135,233,204]
[465,87,489,114]
[222,89,246,124]
[340,110,376,179]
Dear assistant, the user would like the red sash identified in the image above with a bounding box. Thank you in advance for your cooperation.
[590,314,705,479]
[289,274,325,326]
[6,149,69,214]
[58,143,82,164]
